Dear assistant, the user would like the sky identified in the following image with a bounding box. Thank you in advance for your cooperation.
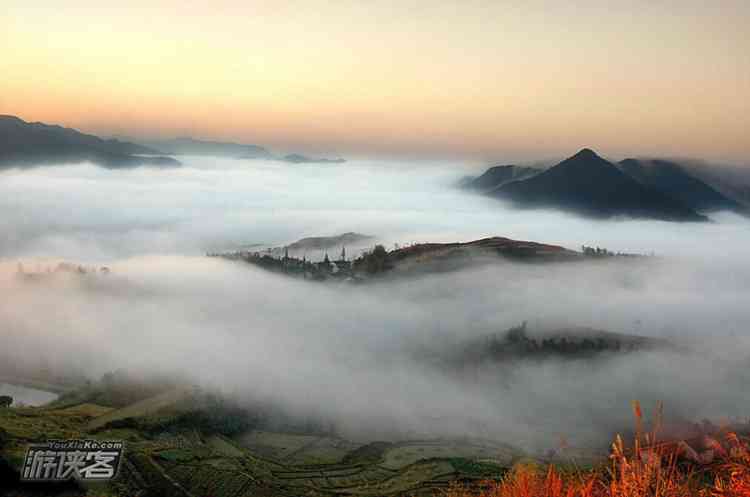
[2,1,749,162]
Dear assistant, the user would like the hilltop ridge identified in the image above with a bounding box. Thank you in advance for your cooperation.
[472,148,707,222]
[0,115,181,169]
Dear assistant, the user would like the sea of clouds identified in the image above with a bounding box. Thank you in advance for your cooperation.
[1,157,749,451]
[2,156,748,260]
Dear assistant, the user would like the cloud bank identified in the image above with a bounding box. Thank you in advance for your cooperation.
[1,158,750,451]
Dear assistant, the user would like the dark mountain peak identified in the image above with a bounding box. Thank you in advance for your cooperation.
[547,148,620,180]
[570,148,601,161]
[553,148,616,174]
[490,149,707,222]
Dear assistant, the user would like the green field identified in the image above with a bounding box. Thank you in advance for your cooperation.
[0,384,534,497]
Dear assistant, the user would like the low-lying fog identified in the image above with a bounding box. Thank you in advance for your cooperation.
[2,156,748,260]
[1,157,749,451]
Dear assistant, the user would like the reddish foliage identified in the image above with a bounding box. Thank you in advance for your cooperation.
[444,404,750,497]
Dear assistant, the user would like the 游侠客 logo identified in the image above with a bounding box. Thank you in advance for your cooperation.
[21,439,123,481]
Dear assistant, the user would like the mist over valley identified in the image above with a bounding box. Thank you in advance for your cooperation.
[2,150,749,461]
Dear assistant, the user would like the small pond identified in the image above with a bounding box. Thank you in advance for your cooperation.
[0,383,59,407]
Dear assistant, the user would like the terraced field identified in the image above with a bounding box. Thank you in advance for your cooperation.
[228,432,518,496]
[1,389,527,497]
[380,440,518,470]
[237,430,360,465]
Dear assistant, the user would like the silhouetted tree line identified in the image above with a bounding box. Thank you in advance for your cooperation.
[354,244,392,274]
[480,322,636,360]
[581,245,648,257]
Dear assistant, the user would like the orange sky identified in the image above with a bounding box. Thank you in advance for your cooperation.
[2,1,749,162]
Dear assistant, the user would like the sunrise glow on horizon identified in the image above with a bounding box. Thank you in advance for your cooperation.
[2,1,749,162]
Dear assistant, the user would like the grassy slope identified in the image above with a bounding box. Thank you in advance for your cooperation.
[0,388,527,497]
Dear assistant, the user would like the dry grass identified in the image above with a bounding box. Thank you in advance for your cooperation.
[444,402,750,497]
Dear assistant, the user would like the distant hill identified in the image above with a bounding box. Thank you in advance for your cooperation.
[619,159,745,214]
[460,165,541,192]
[0,115,181,169]
[141,136,273,159]
[444,323,674,369]
[287,232,372,251]
[492,149,707,221]
[390,236,574,261]
[139,138,346,164]
[225,232,373,262]
[385,236,577,275]
[280,153,346,164]
[216,234,590,282]
[679,161,750,209]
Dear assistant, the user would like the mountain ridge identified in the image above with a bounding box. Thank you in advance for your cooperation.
[140,136,273,159]
[0,115,181,169]
[460,164,541,192]
[487,148,708,222]
[619,158,747,214]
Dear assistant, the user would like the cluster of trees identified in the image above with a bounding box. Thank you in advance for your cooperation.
[482,322,631,359]
[581,245,649,257]
[216,243,397,279]
[0,396,12,408]
[213,249,355,281]
[354,244,391,274]
[581,245,615,257]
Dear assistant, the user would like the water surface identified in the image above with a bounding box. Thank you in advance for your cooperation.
[0,383,58,407]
